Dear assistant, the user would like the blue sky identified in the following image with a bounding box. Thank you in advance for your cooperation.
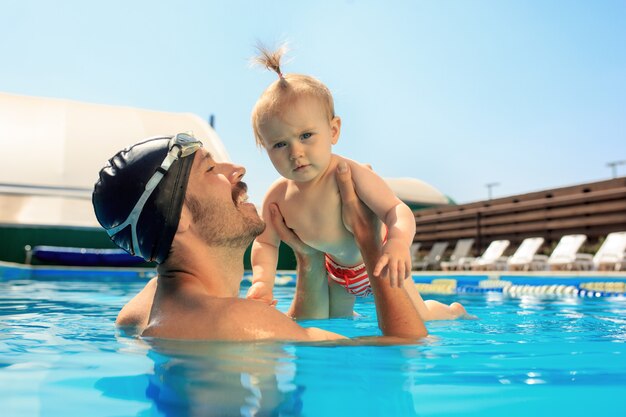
[2,1,624,205]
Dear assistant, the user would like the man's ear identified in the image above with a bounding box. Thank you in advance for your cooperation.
[177,204,191,234]
[330,116,341,145]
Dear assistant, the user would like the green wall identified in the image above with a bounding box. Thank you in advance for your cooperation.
[0,224,117,264]
[0,224,297,269]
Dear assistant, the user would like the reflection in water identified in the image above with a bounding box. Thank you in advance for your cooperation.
[100,336,423,416]
[144,339,303,416]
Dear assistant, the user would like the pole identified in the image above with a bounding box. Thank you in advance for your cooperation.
[485,182,500,200]
[607,160,626,179]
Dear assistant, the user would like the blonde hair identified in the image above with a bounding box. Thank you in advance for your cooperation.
[251,44,336,147]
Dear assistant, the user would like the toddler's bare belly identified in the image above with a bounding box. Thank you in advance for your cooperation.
[296,228,365,267]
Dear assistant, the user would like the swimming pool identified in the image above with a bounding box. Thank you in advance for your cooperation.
[1,272,625,417]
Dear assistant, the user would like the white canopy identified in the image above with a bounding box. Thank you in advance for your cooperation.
[0,91,230,227]
[384,177,450,206]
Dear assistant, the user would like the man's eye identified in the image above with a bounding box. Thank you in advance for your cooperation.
[207,165,215,172]
[273,142,286,149]
[301,133,312,140]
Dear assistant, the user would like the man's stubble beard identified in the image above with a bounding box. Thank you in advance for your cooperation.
[186,195,266,249]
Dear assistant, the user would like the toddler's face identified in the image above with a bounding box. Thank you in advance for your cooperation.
[258,96,339,182]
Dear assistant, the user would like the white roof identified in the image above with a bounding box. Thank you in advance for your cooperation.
[384,177,450,205]
[0,91,229,227]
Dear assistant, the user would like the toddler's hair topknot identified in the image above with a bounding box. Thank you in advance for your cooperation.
[251,43,336,148]
[251,42,288,79]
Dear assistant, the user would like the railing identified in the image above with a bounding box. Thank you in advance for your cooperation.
[0,182,92,199]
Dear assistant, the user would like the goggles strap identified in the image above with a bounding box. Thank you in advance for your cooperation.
[105,146,182,257]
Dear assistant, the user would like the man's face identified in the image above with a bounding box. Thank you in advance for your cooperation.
[184,149,265,248]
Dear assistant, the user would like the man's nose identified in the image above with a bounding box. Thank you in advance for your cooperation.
[214,162,245,183]
[228,163,246,183]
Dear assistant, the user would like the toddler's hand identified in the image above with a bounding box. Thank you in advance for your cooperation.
[246,282,277,307]
[373,239,412,288]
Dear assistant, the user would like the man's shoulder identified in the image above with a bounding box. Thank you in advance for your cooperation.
[143,295,309,341]
[116,277,158,329]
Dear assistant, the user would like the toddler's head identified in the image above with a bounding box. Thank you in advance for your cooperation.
[251,45,336,148]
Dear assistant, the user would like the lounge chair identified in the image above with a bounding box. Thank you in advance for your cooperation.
[546,234,587,271]
[440,238,475,271]
[413,242,448,270]
[410,242,422,265]
[575,231,626,271]
[507,237,547,271]
[467,240,511,270]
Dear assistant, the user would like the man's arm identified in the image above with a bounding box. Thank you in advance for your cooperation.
[335,162,428,339]
[216,297,345,342]
[347,159,416,287]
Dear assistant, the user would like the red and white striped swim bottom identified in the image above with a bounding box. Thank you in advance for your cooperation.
[325,255,372,297]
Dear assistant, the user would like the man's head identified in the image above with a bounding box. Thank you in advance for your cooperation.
[92,134,264,263]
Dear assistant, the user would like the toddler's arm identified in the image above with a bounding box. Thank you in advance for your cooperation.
[248,187,283,305]
[249,240,279,305]
[344,159,416,287]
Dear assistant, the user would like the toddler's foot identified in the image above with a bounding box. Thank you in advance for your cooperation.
[423,299,474,320]
[450,302,477,320]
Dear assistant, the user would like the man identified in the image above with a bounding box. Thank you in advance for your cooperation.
[92,133,427,341]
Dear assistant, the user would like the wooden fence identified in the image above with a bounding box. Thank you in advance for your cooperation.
[413,177,626,255]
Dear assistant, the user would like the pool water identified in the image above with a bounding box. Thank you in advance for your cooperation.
[1,275,625,417]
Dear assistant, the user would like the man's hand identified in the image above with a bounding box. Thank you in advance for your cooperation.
[336,161,428,338]
[269,203,317,256]
[335,162,379,245]
[270,203,330,319]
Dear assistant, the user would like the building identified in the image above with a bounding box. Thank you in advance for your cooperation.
[413,177,626,256]
[0,91,228,265]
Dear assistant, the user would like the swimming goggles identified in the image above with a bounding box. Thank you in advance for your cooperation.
[105,133,203,258]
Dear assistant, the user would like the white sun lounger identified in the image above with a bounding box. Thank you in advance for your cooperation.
[467,240,511,270]
[410,242,422,265]
[413,242,448,270]
[507,237,547,271]
[546,234,587,270]
[440,238,475,271]
[575,231,626,271]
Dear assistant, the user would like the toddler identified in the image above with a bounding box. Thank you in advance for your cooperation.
[247,45,466,320]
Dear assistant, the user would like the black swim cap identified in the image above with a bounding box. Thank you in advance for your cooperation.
[92,135,199,263]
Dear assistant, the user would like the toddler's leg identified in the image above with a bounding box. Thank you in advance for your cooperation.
[423,300,468,320]
[328,280,357,318]
[404,280,468,321]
